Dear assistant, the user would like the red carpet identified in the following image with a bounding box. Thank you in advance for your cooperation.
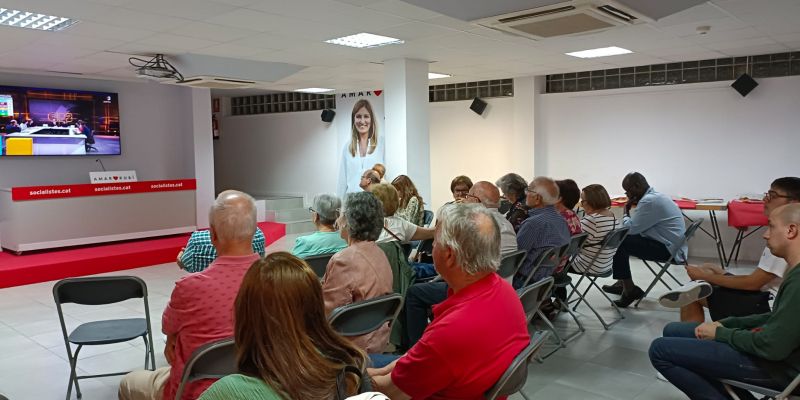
[0,222,285,289]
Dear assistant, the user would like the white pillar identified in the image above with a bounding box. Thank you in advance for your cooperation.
[513,76,537,180]
[191,88,215,228]
[383,58,431,203]
[531,75,547,177]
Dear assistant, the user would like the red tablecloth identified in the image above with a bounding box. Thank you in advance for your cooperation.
[727,200,767,228]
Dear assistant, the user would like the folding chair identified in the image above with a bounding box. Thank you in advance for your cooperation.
[635,219,704,307]
[174,338,237,400]
[548,233,590,343]
[53,276,155,400]
[497,250,527,280]
[566,227,629,329]
[517,277,563,359]
[484,331,550,400]
[303,253,336,278]
[722,373,800,400]
[519,247,557,288]
[422,210,434,227]
[328,293,405,337]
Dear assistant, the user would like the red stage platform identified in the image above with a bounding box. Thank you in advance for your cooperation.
[0,222,285,289]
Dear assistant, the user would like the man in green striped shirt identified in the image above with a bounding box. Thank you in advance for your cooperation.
[177,227,265,273]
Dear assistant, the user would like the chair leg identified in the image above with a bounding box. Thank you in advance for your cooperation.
[587,277,625,329]
[637,262,673,307]
[142,336,150,370]
[69,345,83,399]
[536,310,567,359]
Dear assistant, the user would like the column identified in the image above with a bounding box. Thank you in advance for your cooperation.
[191,87,215,228]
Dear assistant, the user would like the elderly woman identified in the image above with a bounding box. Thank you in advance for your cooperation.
[370,183,434,243]
[392,175,425,226]
[322,192,394,353]
[556,179,583,236]
[292,194,348,259]
[496,173,530,232]
[571,184,619,275]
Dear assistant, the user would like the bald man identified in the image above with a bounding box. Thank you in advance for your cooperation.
[465,181,518,257]
[649,203,800,399]
[360,169,381,191]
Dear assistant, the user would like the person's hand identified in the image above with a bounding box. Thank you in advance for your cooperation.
[685,265,709,281]
[176,248,185,270]
[695,322,719,340]
[624,200,638,214]
[367,358,399,377]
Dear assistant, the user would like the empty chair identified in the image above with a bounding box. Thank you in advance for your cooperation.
[635,219,704,307]
[304,253,335,278]
[328,293,404,337]
[174,338,237,400]
[484,331,550,400]
[53,276,155,400]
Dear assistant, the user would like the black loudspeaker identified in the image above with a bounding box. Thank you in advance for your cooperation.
[731,73,758,97]
[470,97,487,115]
[321,109,335,122]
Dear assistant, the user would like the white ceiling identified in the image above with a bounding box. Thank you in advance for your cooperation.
[1,0,799,92]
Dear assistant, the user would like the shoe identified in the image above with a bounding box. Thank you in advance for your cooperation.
[602,281,624,295]
[613,286,645,308]
[658,281,713,309]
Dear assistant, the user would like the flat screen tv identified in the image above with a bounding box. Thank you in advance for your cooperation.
[0,85,120,156]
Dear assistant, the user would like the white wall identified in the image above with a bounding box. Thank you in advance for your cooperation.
[536,76,800,260]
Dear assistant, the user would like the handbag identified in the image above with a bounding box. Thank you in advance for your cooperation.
[335,365,370,400]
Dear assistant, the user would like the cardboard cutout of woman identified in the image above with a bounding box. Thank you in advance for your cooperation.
[338,99,385,197]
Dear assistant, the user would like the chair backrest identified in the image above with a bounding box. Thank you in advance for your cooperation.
[422,210,434,226]
[415,238,434,256]
[520,247,557,288]
[563,232,589,259]
[328,293,404,337]
[304,253,336,278]
[174,337,237,400]
[484,331,551,400]
[517,277,555,322]
[497,250,527,279]
[668,218,704,261]
[53,275,146,306]
[577,227,630,276]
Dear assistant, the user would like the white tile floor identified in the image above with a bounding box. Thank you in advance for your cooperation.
[0,234,757,400]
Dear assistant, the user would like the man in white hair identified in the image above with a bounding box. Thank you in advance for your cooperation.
[369,203,529,399]
[120,190,261,400]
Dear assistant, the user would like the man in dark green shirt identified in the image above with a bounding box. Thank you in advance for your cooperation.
[649,203,800,399]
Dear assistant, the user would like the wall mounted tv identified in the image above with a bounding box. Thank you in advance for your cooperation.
[0,85,120,156]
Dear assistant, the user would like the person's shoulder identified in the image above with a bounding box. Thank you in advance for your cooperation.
[202,374,279,399]
[187,229,210,243]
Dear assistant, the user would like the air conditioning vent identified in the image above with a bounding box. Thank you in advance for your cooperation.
[597,5,637,23]
[173,76,257,89]
[497,6,576,24]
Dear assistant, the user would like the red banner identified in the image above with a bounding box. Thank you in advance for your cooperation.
[12,179,197,201]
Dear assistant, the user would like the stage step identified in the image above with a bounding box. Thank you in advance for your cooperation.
[283,220,316,235]
[259,196,304,211]
[275,207,311,222]
[258,196,315,236]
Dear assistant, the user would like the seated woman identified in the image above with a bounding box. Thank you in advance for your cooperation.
[391,175,425,226]
[571,184,619,275]
[199,252,369,400]
[292,194,347,258]
[496,173,529,232]
[370,183,434,243]
[555,179,583,236]
[322,192,394,353]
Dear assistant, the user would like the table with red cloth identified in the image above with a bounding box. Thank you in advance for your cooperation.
[726,199,768,264]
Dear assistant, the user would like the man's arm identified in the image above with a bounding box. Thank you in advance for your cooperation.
[622,197,659,235]
[371,373,411,400]
[687,265,777,291]
[164,333,177,365]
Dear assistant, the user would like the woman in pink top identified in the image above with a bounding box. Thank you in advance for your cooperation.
[322,191,394,354]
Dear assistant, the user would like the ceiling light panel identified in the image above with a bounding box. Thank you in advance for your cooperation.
[428,72,452,79]
[565,46,632,58]
[295,88,334,93]
[0,8,78,32]
[325,33,404,48]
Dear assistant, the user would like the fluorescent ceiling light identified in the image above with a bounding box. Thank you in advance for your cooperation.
[428,72,451,80]
[295,88,334,93]
[0,8,78,32]
[325,33,404,48]
[565,46,632,59]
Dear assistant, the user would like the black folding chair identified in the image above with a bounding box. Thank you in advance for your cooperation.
[174,338,237,400]
[567,227,629,329]
[722,373,800,400]
[303,253,336,278]
[636,219,704,307]
[328,293,405,337]
[519,247,557,288]
[53,276,155,400]
[497,250,527,280]
[422,209,434,227]
[517,277,563,358]
[549,233,590,343]
[484,331,550,400]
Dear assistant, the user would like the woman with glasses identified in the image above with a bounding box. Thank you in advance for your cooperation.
[292,194,348,259]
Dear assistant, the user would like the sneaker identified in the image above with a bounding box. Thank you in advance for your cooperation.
[658,281,713,309]
[602,281,624,295]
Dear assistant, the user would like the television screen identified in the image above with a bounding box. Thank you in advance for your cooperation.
[0,85,120,156]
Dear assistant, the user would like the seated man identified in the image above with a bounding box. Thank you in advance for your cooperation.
[659,177,800,322]
[404,181,519,348]
[370,203,529,399]
[119,190,262,400]
[177,226,265,273]
[513,176,571,289]
[360,168,380,191]
[649,203,800,399]
[604,172,686,307]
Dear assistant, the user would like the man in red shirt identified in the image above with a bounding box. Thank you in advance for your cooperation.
[369,203,530,399]
[119,190,262,400]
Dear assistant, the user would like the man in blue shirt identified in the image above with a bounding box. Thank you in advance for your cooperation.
[605,172,686,307]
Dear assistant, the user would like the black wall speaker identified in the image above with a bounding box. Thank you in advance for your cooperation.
[470,97,487,115]
[731,73,758,97]
[321,109,336,122]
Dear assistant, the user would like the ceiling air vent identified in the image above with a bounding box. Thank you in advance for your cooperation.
[173,76,257,89]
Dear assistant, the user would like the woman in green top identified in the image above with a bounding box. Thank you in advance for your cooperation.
[292,194,348,259]
[199,252,369,400]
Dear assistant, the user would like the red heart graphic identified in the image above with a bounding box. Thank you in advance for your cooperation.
[374,90,383,96]
[113,176,118,180]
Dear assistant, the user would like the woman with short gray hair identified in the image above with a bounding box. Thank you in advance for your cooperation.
[496,173,530,232]
[322,192,393,354]
[291,194,348,259]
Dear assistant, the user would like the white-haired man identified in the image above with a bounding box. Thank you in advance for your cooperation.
[120,190,261,400]
[369,203,529,399]
[513,176,571,289]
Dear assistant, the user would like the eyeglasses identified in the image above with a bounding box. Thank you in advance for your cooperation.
[764,191,795,201]
[452,188,470,194]
[308,207,316,213]
[524,187,538,194]
[463,193,480,202]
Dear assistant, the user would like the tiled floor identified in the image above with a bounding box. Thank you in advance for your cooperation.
[0,234,757,399]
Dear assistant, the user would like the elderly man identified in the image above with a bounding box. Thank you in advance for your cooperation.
[403,182,518,348]
[370,203,529,399]
[360,169,381,191]
[649,203,800,399]
[604,172,686,307]
[119,190,262,400]
[513,176,571,289]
